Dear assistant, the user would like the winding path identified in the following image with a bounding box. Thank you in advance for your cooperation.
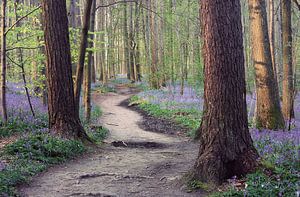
[19,90,202,197]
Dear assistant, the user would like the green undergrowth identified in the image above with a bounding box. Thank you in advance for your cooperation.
[130,95,201,137]
[0,104,108,196]
[0,115,48,138]
[209,169,299,197]
[0,133,85,196]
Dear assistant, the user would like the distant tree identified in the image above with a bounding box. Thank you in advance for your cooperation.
[74,0,94,114]
[84,0,96,123]
[191,0,258,184]
[248,0,285,129]
[0,0,7,122]
[282,0,294,120]
[41,0,90,141]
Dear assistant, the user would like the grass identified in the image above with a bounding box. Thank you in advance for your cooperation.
[130,95,201,137]
[0,133,85,195]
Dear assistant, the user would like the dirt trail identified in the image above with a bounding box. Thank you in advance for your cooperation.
[19,88,202,197]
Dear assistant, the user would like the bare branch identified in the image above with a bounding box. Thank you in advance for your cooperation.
[5,5,41,35]
[6,46,42,52]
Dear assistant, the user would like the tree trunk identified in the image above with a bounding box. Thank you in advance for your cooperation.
[42,0,90,141]
[0,0,7,122]
[248,0,285,129]
[74,0,93,114]
[268,0,277,83]
[135,2,141,82]
[192,0,258,185]
[281,0,294,120]
[123,3,130,80]
[84,0,96,123]
[150,0,159,89]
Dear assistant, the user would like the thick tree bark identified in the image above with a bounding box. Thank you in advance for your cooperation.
[0,0,7,122]
[42,0,90,141]
[248,0,285,129]
[282,0,294,120]
[74,0,93,114]
[192,0,258,185]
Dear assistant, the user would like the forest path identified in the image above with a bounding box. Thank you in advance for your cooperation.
[19,86,203,197]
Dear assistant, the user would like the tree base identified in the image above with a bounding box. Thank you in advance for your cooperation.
[190,147,258,185]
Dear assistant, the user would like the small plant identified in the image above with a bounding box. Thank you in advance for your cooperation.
[188,180,213,192]
[87,126,108,144]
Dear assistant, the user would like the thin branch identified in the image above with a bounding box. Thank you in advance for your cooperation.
[5,5,41,35]
[96,0,138,10]
[293,0,300,11]
[6,46,42,52]
[6,55,22,69]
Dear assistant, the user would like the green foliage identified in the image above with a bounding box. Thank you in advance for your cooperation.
[0,115,48,138]
[0,134,85,195]
[188,180,213,192]
[87,126,108,145]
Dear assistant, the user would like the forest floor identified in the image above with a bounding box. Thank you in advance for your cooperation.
[18,85,204,197]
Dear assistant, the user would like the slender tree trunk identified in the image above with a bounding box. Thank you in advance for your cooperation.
[14,1,35,118]
[84,0,96,123]
[150,0,159,89]
[135,2,141,82]
[42,0,90,141]
[192,0,258,185]
[0,0,7,122]
[269,0,277,84]
[281,0,294,120]
[123,3,130,80]
[248,0,285,129]
[74,0,93,114]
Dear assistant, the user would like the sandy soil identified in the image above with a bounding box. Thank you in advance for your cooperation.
[19,88,203,197]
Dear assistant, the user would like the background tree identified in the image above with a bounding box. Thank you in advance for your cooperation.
[74,0,94,114]
[282,0,294,120]
[248,0,285,129]
[0,0,7,122]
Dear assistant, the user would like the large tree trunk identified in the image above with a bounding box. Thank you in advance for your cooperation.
[248,0,285,130]
[192,0,258,185]
[74,0,94,114]
[42,0,90,141]
[0,0,7,122]
[281,0,294,120]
